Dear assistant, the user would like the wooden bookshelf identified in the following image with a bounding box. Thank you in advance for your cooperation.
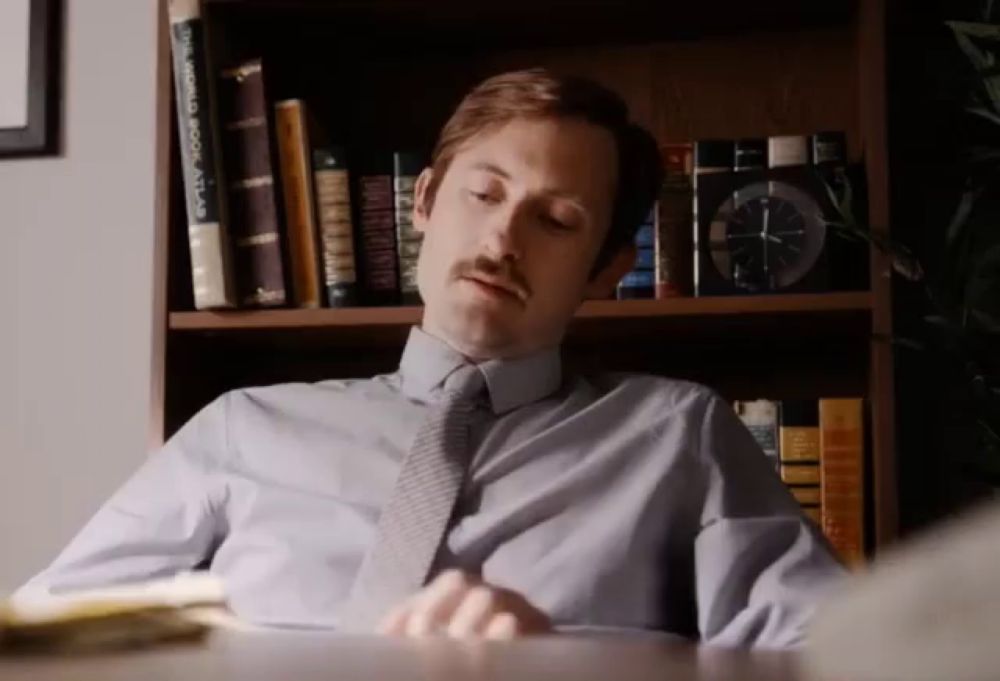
[152,0,897,548]
[169,292,872,331]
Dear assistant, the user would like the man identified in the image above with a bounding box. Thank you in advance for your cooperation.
[16,69,844,645]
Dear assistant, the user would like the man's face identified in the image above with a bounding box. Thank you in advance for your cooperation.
[413,117,625,360]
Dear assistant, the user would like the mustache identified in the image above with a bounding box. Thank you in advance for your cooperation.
[452,256,533,300]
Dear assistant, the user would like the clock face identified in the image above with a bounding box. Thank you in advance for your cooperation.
[709,180,826,291]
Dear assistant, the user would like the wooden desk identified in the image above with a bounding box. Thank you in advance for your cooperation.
[0,630,811,681]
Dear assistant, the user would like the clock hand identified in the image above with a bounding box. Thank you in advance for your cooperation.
[762,202,770,274]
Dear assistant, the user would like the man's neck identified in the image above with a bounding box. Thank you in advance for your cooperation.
[417,322,558,363]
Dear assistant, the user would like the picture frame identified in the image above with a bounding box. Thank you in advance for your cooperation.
[0,0,62,158]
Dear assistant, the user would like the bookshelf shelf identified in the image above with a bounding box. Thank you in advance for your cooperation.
[169,292,873,332]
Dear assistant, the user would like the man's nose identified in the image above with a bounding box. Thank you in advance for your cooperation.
[481,203,527,262]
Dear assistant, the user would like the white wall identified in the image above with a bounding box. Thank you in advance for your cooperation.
[0,0,160,592]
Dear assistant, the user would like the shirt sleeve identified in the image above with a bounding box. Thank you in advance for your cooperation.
[692,393,846,648]
[13,394,231,599]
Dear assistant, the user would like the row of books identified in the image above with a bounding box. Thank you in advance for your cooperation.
[169,2,423,310]
[616,131,855,300]
[735,397,865,567]
[171,0,857,310]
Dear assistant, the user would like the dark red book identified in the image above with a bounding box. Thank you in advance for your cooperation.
[356,158,399,306]
[216,58,287,307]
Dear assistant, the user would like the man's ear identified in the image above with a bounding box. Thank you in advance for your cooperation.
[412,168,435,234]
[583,244,636,300]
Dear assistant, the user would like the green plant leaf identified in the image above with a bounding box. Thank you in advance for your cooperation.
[968,105,1000,127]
[970,308,1000,334]
[945,186,983,249]
[964,146,1000,164]
[949,22,993,72]
[948,20,1000,42]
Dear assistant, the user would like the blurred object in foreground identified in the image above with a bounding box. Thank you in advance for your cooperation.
[804,500,1000,681]
[0,572,236,654]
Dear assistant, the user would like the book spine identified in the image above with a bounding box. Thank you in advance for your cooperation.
[217,59,287,307]
[655,143,694,298]
[616,215,656,299]
[779,400,822,514]
[734,399,779,471]
[358,164,399,305]
[274,99,322,308]
[312,148,358,307]
[393,152,423,306]
[820,398,866,567]
[166,0,236,310]
[767,135,810,169]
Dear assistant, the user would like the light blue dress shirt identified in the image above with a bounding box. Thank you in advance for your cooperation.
[17,327,845,646]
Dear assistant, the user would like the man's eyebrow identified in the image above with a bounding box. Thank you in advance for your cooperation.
[469,160,588,211]
[470,162,511,179]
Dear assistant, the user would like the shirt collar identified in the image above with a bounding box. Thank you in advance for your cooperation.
[398,327,562,414]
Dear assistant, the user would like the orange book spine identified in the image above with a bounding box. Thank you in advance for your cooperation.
[275,99,322,308]
[820,398,865,566]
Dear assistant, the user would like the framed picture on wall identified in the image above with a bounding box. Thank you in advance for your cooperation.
[0,0,61,158]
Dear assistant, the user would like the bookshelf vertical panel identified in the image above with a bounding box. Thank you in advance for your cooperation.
[858,0,898,548]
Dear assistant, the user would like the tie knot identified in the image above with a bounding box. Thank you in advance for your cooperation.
[443,364,486,401]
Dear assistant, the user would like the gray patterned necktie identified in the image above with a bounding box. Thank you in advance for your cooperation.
[341,363,486,631]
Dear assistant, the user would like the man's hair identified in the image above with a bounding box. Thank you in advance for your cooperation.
[424,68,664,276]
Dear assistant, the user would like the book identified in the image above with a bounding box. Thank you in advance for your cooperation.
[734,399,779,471]
[274,99,322,308]
[779,399,821,488]
[357,157,400,305]
[734,137,768,172]
[820,398,866,566]
[394,151,424,305]
[779,400,821,462]
[767,135,810,168]
[312,147,359,307]
[791,486,822,505]
[616,212,656,299]
[781,464,821,486]
[802,505,823,526]
[692,139,735,296]
[217,58,287,308]
[166,0,236,310]
[655,143,694,298]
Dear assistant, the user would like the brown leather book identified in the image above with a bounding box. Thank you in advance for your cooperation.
[819,398,866,567]
[217,58,287,308]
[274,99,322,308]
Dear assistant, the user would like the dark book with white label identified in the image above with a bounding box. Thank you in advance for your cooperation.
[166,0,236,309]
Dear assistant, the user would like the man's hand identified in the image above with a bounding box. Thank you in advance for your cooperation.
[376,569,552,640]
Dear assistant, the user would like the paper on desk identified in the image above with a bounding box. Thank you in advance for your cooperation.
[0,572,251,653]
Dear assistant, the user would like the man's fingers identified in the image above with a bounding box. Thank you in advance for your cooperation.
[446,585,496,638]
[406,569,474,636]
[484,612,519,640]
[376,601,412,635]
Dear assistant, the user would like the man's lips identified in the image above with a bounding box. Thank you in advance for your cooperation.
[461,274,528,302]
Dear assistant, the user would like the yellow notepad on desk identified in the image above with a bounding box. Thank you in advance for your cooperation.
[0,572,236,654]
